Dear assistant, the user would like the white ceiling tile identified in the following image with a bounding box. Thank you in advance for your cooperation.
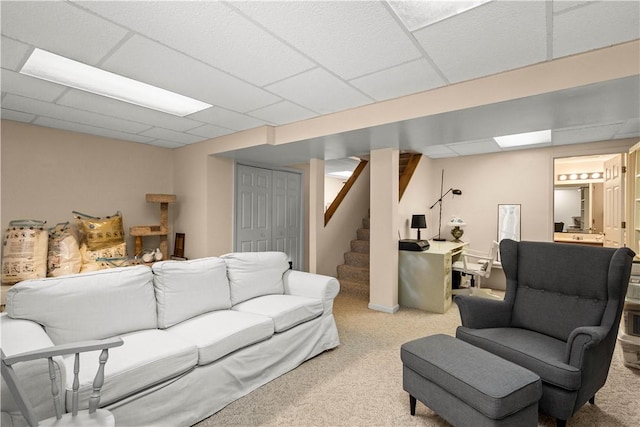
[79,1,315,86]
[553,2,592,15]
[186,124,234,139]
[413,1,547,83]
[0,1,128,65]
[2,94,151,134]
[188,107,267,132]
[1,69,67,102]
[248,101,316,126]
[147,140,185,149]
[1,36,31,71]
[553,1,640,59]
[139,127,205,145]
[552,122,624,145]
[57,89,205,132]
[447,139,501,156]
[422,144,459,158]
[266,68,373,115]
[234,1,421,80]
[101,35,280,113]
[1,108,35,123]
[33,116,155,144]
[349,59,446,101]
[618,118,640,135]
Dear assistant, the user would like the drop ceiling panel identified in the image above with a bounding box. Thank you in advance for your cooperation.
[101,35,280,113]
[447,139,502,156]
[1,108,35,123]
[413,1,547,83]
[234,1,422,80]
[33,116,155,144]
[57,89,205,132]
[188,107,267,132]
[552,122,624,145]
[79,1,315,86]
[266,68,373,115]
[186,124,234,139]
[1,36,31,71]
[248,101,316,125]
[1,1,128,65]
[349,59,446,101]
[3,94,151,134]
[148,140,184,149]
[1,69,67,102]
[553,1,640,58]
[139,127,205,145]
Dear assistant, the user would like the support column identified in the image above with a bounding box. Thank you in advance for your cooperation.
[308,158,324,274]
[369,148,399,313]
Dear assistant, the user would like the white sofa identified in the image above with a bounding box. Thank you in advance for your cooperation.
[1,252,340,426]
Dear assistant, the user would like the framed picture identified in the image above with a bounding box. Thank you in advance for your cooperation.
[173,233,185,258]
[498,204,521,242]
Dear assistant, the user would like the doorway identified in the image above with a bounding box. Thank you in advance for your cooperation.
[234,164,303,270]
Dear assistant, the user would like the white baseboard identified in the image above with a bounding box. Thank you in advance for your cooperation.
[368,303,399,313]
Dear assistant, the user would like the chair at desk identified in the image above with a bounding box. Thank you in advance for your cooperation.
[452,241,500,299]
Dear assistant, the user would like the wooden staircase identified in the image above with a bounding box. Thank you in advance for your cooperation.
[337,216,370,297]
[336,152,422,297]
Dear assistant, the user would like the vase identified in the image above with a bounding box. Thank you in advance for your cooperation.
[451,226,464,242]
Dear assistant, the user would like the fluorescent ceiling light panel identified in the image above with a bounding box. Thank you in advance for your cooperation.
[20,49,212,117]
[494,129,552,148]
[388,1,490,32]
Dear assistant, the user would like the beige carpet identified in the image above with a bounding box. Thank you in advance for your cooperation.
[196,291,640,426]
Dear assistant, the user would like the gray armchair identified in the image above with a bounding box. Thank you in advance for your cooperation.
[455,239,634,427]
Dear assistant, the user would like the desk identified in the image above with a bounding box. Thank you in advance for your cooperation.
[398,240,467,313]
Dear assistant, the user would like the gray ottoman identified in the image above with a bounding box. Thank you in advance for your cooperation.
[401,334,542,427]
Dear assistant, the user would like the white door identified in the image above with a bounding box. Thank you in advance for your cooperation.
[235,164,303,269]
[603,154,625,248]
[236,165,272,252]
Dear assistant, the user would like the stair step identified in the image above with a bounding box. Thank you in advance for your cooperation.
[350,239,370,254]
[356,228,370,241]
[337,264,369,283]
[338,279,369,298]
[344,251,369,268]
[362,217,370,229]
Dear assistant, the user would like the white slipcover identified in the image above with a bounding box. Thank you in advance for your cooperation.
[233,294,323,332]
[166,310,274,365]
[6,266,157,344]
[222,252,289,305]
[152,257,231,328]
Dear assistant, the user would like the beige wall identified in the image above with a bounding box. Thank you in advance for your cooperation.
[1,120,174,254]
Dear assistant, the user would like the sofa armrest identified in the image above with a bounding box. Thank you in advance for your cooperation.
[564,325,608,366]
[454,295,512,329]
[283,270,340,302]
[1,314,63,422]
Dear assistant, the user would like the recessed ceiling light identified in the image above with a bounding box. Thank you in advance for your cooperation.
[387,0,490,32]
[494,130,552,148]
[20,48,212,117]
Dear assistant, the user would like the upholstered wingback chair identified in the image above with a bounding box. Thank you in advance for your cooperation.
[455,239,634,427]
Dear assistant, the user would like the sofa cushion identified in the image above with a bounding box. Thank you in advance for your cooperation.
[6,266,157,344]
[456,326,581,391]
[64,328,197,411]
[222,252,290,305]
[152,257,231,328]
[165,310,274,365]
[233,294,323,333]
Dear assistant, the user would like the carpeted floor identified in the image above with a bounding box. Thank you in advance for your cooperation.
[196,290,640,426]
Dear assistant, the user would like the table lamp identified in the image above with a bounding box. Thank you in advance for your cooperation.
[411,214,427,240]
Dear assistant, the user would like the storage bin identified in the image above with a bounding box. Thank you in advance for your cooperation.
[618,333,640,370]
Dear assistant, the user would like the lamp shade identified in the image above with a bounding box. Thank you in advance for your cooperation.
[411,214,427,229]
